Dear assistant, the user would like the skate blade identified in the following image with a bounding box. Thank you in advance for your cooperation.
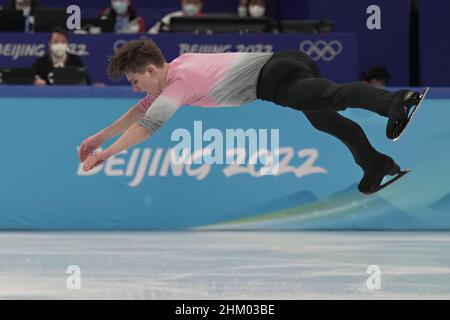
[393,87,430,142]
[362,169,411,196]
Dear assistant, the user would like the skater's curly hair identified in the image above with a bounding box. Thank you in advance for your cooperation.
[107,37,166,81]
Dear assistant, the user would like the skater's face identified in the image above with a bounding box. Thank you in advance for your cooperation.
[126,64,167,96]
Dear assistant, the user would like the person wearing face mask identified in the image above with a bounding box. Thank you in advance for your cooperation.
[4,0,41,32]
[148,0,205,34]
[32,27,91,86]
[248,0,266,18]
[99,0,145,34]
[237,0,266,18]
[236,0,277,32]
[237,0,249,17]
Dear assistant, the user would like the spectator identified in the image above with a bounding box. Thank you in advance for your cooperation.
[236,0,278,33]
[238,0,267,18]
[32,27,91,86]
[148,0,205,34]
[237,0,248,17]
[99,0,145,34]
[3,0,40,32]
[362,66,391,87]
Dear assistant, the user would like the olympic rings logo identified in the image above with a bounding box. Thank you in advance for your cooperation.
[299,40,343,62]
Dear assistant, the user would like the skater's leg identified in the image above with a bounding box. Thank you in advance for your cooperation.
[257,51,425,136]
[303,111,403,194]
[303,111,393,173]
[257,52,410,193]
[288,79,429,141]
[281,77,395,116]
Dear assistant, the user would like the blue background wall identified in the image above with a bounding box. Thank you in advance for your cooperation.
[308,0,410,86]
[419,0,450,86]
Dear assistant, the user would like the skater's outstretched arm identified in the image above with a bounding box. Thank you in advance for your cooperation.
[82,122,152,172]
[78,103,146,163]
[98,103,147,140]
[82,81,192,172]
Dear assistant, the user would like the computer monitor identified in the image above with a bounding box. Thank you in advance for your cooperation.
[47,67,89,85]
[33,8,68,32]
[170,16,270,33]
[280,20,334,34]
[81,18,115,33]
[0,9,25,32]
[0,68,35,85]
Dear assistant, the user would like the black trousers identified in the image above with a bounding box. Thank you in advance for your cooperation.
[256,51,397,174]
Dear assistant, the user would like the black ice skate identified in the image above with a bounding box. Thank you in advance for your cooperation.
[386,87,430,141]
[358,161,410,195]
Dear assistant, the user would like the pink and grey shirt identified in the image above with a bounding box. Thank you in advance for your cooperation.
[138,52,273,133]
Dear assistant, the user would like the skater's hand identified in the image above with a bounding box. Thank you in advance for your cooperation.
[78,134,106,163]
[82,151,108,172]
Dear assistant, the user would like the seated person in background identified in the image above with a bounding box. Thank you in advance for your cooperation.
[237,0,248,17]
[148,0,205,34]
[236,0,278,32]
[237,0,266,18]
[2,0,41,32]
[32,27,91,86]
[99,0,145,34]
[362,66,391,88]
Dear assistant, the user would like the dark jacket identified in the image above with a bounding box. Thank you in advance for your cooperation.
[3,0,41,31]
[4,0,40,14]
[32,52,91,85]
[99,5,145,33]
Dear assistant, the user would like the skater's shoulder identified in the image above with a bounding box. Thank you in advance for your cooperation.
[172,51,252,61]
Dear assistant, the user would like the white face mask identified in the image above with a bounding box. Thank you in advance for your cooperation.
[50,43,68,57]
[249,5,265,18]
[238,6,247,17]
[183,4,200,17]
[112,1,128,15]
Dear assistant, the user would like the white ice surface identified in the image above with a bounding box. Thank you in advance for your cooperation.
[0,232,449,300]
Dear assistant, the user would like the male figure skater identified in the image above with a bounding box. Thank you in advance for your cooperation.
[79,38,428,194]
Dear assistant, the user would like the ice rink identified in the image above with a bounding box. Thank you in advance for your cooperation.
[0,231,449,300]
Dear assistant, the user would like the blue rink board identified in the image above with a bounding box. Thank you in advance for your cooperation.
[0,87,449,230]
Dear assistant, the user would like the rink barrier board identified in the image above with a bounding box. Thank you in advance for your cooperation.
[0,86,449,230]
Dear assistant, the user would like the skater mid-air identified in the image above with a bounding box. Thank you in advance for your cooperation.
[79,38,429,195]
